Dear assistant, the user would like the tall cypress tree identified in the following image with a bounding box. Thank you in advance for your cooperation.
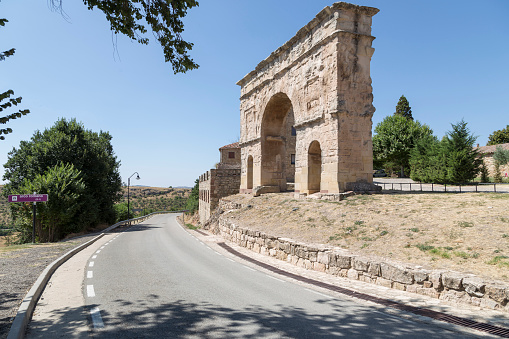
[394,95,413,120]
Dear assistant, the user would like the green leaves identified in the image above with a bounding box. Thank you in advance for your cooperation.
[493,146,509,166]
[3,118,122,242]
[74,0,199,74]
[487,125,509,146]
[1,19,30,140]
[394,95,413,120]
[373,115,433,176]
[409,120,481,183]
[10,163,86,242]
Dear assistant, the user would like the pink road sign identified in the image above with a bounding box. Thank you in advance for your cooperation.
[8,194,48,203]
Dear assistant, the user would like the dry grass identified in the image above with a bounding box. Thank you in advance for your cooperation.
[224,192,509,282]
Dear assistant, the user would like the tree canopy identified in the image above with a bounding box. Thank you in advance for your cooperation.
[372,115,433,177]
[50,0,199,74]
[394,95,413,120]
[487,125,509,146]
[10,163,86,242]
[3,118,122,242]
[185,178,199,215]
[410,120,481,183]
[1,19,30,140]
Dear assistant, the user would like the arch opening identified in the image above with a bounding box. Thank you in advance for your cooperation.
[307,140,322,194]
[260,93,296,191]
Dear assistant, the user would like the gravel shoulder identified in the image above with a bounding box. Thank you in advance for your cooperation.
[0,234,99,339]
[223,191,509,283]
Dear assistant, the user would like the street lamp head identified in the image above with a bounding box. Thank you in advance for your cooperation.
[136,174,140,180]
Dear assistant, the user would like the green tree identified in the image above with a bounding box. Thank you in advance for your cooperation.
[487,125,509,146]
[3,118,122,238]
[185,179,199,215]
[493,146,509,183]
[409,135,447,183]
[442,120,482,183]
[10,163,85,243]
[373,115,433,177]
[113,202,129,222]
[50,0,199,74]
[394,95,413,120]
[1,19,30,140]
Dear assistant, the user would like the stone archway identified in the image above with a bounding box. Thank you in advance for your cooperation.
[260,93,296,191]
[307,141,322,194]
[238,3,381,195]
[247,155,253,190]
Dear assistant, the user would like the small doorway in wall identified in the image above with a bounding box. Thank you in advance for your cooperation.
[308,141,322,194]
[247,155,253,190]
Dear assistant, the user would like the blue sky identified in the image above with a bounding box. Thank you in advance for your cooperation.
[2,0,508,187]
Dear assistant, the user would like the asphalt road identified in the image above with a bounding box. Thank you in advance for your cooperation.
[83,214,469,338]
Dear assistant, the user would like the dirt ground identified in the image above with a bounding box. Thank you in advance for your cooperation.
[222,192,509,283]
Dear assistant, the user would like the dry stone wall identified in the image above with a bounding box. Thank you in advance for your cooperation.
[218,199,509,312]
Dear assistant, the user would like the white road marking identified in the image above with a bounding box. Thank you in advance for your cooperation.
[227,258,235,263]
[266,275,285,283]
[305,288,334,299]
[92,255,97,259]
[100,246,105,249]
[215,252,223,256]
[96,250,101,254]
[87,271,93,279]
[87,285,96,297]
[89,262,94,267]
[90,307,104,328]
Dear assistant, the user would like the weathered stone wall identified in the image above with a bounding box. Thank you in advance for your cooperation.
[482,156,509,179]
[199,169,241,225]
[219,148,241,168]
[239,2,380,194]
[218,199,509,312]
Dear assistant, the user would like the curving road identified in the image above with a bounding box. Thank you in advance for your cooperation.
[76,213,475,338]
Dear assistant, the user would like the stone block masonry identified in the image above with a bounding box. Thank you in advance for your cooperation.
[199,169,241,225]
[218,199,509,313]
[238,2,381,195]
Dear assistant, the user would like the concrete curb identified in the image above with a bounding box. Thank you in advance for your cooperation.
[6,211,178,339]
[6,233,105,339]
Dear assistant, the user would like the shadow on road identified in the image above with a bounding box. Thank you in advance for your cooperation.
[25,296,472,338]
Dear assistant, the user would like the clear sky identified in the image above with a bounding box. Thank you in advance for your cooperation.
[2,0,508,188]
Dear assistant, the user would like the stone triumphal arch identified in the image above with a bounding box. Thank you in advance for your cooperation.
[238,2,380,195]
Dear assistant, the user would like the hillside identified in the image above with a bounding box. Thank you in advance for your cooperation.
[221,192,509,283]
[119,186,191,215]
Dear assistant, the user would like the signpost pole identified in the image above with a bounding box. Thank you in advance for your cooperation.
[32,191,36,243]
[32,202,36,244]
[8,194,48,243]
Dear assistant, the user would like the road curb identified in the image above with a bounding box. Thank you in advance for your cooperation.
[6,211,187,339]
[6,232,105,339]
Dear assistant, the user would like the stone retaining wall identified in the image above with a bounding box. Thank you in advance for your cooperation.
[218,200,509,312]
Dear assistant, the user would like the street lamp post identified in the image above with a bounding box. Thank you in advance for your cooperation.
[127,172,140,223]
